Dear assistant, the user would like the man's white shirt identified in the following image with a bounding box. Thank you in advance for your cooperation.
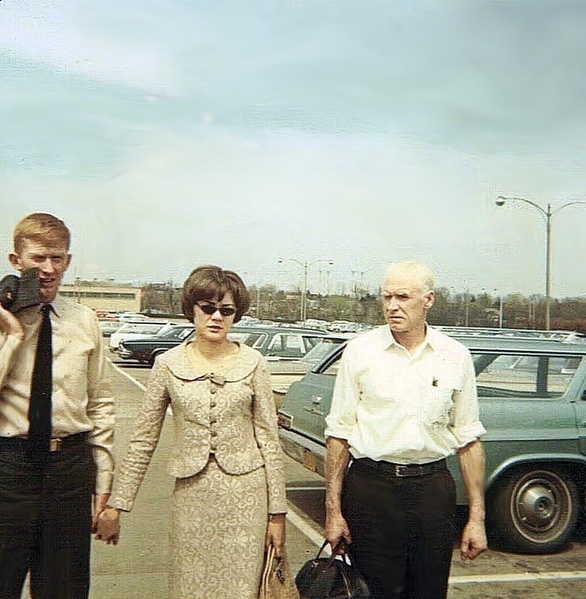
[325,325,486,464]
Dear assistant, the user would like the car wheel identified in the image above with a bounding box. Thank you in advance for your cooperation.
[489,466,579,554]
[150,350,165,367]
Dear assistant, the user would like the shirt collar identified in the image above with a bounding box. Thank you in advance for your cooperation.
[379,323,442,353]
[48,293,66,318]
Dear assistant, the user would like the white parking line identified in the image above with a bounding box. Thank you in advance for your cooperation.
[449,570,586,585]
[286,500,329,552]
[109,360,146,391]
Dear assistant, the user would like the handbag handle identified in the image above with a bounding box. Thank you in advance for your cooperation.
[315,539,353,567]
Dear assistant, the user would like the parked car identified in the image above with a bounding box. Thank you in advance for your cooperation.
[116,324,327,367]
[109,321,173,352]
[117,312,152,322]
[269,333,359,396]
[227,325,326,361]
[116,324,195,365]
[98,319,121,337]
[277,333,586,554]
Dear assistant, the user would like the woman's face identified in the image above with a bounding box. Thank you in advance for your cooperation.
[192,291,237,343]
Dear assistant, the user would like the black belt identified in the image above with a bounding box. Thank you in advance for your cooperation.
[352,457,447,478]
[0,432,89,452]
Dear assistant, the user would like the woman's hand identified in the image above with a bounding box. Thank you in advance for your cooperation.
[265,514,286,558]
[95,507,121,545]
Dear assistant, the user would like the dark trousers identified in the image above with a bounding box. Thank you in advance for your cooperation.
[0,439,95,599]
[342,459,456,599]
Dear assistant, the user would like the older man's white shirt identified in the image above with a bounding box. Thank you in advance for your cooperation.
[325,325,486,464]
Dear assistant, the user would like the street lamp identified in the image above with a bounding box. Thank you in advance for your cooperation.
[495,195,586,330]
[278,258,334,321]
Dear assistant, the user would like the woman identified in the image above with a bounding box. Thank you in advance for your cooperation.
[98,265,287,599]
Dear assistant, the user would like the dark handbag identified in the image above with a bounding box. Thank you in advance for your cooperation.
[0,268,41,313]
[295,540,371,599]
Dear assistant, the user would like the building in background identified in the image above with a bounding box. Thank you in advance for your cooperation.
[60,281,142,313]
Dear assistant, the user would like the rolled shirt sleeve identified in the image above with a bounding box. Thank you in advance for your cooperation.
[449,350,486,447]
[324,343,359,441]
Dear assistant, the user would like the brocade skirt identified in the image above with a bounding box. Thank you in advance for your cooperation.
[171,457,268,599]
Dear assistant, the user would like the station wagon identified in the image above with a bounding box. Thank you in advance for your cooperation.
[278,333,586,554]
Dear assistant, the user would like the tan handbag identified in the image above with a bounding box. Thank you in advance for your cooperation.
[259,544,300,599]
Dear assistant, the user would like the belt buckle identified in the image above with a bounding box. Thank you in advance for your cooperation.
[49,438,62,452]
[395,464,409,477]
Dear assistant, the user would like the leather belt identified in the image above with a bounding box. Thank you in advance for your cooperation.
[0,432,89,452]
[353,457,447,478]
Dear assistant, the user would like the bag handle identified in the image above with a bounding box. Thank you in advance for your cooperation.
[315,539,353,566]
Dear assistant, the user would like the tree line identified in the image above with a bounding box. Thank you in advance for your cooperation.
[141,283,586,333]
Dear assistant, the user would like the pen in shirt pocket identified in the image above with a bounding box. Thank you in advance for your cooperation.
[431,377,439,387]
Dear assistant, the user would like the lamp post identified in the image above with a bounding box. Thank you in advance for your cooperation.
[278,258,334,322]
[495,195,586,330]
[494,288,503,328]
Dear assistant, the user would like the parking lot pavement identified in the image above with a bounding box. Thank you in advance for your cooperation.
[23,358,586,599]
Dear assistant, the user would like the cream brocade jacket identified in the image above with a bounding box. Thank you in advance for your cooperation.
[110,342,287,514]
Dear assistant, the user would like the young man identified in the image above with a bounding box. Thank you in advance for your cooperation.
[325,260,486,599]
[0,213,115,599]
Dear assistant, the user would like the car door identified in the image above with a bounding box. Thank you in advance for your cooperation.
[570,354,586,455]
[460,349,582,503]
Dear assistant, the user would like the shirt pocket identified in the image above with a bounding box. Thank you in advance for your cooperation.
[422,385,454,426]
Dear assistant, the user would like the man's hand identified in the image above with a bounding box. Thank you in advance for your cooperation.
[460,518,487,560]
[92,493,110,533]
[0,304,23,340]
[325,511,352,552]
[95,507,121,545]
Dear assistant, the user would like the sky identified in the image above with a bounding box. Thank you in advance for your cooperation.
[1,0,585,298]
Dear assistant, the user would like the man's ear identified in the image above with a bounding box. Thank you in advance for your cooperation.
[64,254,73,272]
[8,253,23,273]
[423,290,435,310]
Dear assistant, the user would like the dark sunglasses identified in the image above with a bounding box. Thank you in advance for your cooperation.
[196,302,237,317]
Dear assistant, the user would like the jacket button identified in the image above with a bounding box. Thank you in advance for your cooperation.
[211,430,218,437]
[210,401,217,408]
[210,387,217,394]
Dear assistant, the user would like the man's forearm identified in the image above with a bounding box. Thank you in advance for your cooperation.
[457,438,486,521]
[325,436,350,515]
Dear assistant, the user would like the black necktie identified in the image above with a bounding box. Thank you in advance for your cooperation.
[28,304,53,454]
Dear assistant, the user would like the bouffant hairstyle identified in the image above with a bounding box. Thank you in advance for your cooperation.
[182,265,250,324]
[13,213,71,253]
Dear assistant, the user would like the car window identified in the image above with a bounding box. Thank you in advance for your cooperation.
[267,334,305,358]
[302,335,322,352]
[229,332,268,349]
[302,338,345,365]
[166,327,192,340]
[321,356,342,377]
[120,323,164,335]
[178,328,193,340]
[473,352,581,398]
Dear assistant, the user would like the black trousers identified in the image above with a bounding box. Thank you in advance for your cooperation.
[342,459,456,599]
[0,438,95,599]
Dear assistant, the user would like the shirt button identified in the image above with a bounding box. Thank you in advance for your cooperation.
[211,430,218,437]
[210,417,217,424]
[210,401,217,408]
[210,387,217,394]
